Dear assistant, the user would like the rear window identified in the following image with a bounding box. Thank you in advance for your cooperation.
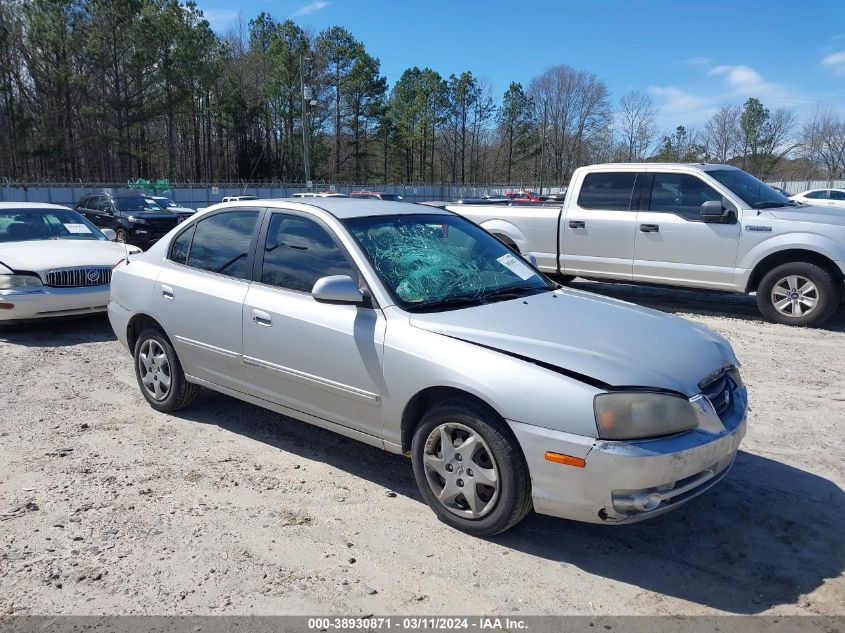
[577,172,636,211]
[185,211,259,279]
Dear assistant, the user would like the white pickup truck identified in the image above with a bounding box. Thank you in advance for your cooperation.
[448,163,845,327]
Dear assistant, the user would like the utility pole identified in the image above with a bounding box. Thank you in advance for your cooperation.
[539,101,547,196]
[299,55,311,189]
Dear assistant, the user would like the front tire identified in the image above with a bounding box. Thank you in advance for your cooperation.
[411,398,532,536]
[133,328,200,412]
[115,226,128,243]
[757,262,841,327]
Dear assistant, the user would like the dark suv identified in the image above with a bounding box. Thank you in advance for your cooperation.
[75,193,181,248]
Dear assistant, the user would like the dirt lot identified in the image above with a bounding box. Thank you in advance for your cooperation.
[1,281,843,616]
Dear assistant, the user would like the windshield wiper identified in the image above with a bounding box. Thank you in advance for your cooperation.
[479,285,547,303]
[405,294,486,312]
[753,201,792,210]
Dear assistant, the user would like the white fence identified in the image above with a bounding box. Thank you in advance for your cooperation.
[1,179,842,208]
[0,183,567,209]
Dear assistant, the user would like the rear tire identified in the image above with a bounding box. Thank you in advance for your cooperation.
[411,398,532,536]
[756,261,841,327]
[133,328,200,412]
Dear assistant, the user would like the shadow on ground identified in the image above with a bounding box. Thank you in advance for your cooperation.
[180,391,845,615]
[568,280,845,332]
[0,314,115,347]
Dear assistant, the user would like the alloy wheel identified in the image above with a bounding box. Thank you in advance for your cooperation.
[770,275,819,318]
[138,339,171,401]
[422,422,500,519]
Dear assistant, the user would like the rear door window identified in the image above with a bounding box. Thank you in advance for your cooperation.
[804,190,829,199]
[185,211,260,279]
[577,172,637,210]
[830,190,845,201]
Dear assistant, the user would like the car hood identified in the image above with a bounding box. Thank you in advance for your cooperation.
[409,288,738,396]
[0,240,136,273]
[767,205,845,225]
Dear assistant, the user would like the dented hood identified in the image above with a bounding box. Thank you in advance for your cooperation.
[409,288,738,396]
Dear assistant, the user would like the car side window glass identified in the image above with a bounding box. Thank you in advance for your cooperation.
[577,172,637,210]
[261,213,355,293]
[830,190,845,201]
[649,173,722,221]
[169,224,195,265]
[185,211,259,279]
[96,197,112,212]
[805,190,828,199]
[77,196,90,209]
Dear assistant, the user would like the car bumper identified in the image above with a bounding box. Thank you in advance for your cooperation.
[0,286,110,322]
[107,301,132,350]
[509,388,747,524]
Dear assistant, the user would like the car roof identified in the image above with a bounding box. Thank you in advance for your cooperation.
[213,198,449,219]
[0,202,74,211]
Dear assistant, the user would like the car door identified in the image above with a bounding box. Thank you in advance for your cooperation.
[827,190,845,209]
[633,171,740,290]
[241,210,386,438]
[154,208,262,393]
[77,195,100,224]
[561,171,637,280]
[802,190,830,205]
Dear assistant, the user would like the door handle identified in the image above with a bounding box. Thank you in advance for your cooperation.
[568,220,586,229]
[640,224,660,233]
[251,309,272,327]
[161,285,174,300]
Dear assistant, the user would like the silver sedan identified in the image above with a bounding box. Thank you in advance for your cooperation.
[108,199,747,536]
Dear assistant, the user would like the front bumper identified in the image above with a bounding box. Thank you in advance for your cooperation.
[0,285,110,322]
[510,387,747,524]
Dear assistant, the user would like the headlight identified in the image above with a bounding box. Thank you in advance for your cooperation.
[594,391,698,440]
[126,215,148,224]
[0,274,43,289]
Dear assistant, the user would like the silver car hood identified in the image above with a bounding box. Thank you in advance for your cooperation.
[768,205,845,225]
[409,288,738,396]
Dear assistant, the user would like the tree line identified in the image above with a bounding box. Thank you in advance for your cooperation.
[1,0,843,185]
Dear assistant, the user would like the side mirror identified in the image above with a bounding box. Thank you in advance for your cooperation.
[102,228,117,241]
[312,275,365,305]
[700,199,734,223]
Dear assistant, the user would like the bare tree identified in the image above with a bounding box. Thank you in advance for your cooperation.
[703,104,741,163]
[527,64,611,183]
[616,90,657,161]
[801,103,845,178]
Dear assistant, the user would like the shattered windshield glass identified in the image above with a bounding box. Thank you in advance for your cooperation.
[344,213,553,311]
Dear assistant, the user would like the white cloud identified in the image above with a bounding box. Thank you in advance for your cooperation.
[821,51,845,75]
[292,0,330,17]
[647,86,718,127]
[681,56,712,67]
[203,8,238,32]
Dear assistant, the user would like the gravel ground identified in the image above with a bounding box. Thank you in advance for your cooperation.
[0,281,843,616]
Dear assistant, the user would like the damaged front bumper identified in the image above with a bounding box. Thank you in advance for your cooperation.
[509,387,747,524]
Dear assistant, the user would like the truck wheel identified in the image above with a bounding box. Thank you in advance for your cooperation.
[411,398,532,537]
[133,328,201,412]
[115,226,127,243]
[757,262,841,327]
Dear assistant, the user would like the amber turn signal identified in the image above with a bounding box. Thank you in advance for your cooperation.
[544,451,586,468]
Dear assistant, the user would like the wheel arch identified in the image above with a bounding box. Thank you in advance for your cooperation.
[746,248,844,293]
[126,313,169,352]
[400,386,505,454]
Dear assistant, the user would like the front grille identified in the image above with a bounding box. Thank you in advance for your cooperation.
[45,266,112,288]
[701,373,734,421]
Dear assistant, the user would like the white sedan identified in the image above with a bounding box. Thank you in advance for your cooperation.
[0,203,141,322]
[790,188,845,208]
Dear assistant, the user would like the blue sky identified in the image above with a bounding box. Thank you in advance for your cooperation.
[198,0,845,130]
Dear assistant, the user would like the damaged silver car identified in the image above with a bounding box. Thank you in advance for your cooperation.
[108,199,747,536]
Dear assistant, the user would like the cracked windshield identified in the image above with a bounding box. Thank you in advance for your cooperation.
[345,213,552,311]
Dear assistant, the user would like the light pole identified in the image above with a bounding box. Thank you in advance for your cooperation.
[299,55,313,189]
[538,100,547,196]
